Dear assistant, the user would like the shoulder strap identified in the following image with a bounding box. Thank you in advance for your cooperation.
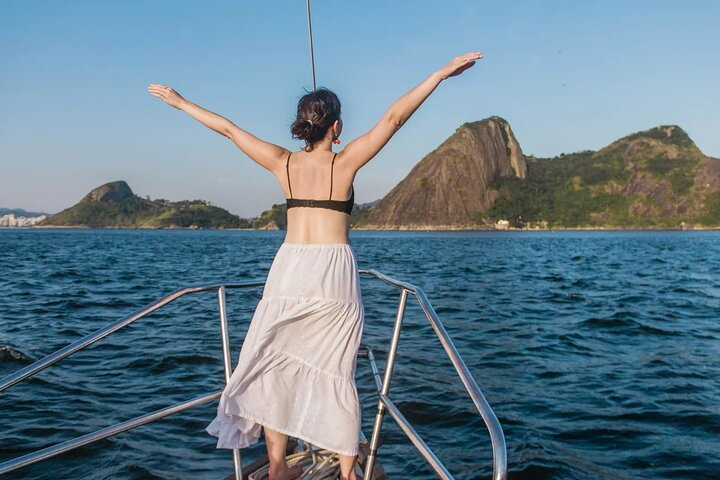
[286,152,293,199]
[329,153,338,200]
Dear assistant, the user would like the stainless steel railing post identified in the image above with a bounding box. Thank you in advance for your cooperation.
[414,289,507,480]
[218,286,242,480]
[359,269,507,480]
[378,394,453,479]
[364,288,408,479]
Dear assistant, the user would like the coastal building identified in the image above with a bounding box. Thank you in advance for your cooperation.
[0,214,48,227]
[495,219,510,230]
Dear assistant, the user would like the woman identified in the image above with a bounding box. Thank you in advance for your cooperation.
[148,51,482,480]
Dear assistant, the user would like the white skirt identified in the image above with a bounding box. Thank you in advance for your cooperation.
[206,242,365,456]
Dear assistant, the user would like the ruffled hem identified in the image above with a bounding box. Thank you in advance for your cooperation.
[206,344,361,457]
[205,408,262,450]
[206,405,360,457]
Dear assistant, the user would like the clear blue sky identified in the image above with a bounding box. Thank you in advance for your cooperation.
[1,0,718,217]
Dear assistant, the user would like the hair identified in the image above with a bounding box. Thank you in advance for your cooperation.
[291,88,342,151]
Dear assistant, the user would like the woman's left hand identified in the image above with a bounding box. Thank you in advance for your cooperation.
[148,83,186,109]
[436,52,483,80]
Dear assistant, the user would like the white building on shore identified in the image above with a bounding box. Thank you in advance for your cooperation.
[0,214,48,227]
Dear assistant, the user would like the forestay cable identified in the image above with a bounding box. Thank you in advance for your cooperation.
[305,0,317,91]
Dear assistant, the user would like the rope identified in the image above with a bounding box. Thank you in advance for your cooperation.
[246,441,365,479]
[305,0,317,91]
[247,447,339,479]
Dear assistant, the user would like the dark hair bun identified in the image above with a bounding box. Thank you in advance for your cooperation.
[291,88,341,151]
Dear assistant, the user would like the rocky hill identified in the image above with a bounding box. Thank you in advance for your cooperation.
[354,120,720,229]
[488,125,720,228]
[359,116,527,229]
[39,181,250,229]
[33,121,720,231]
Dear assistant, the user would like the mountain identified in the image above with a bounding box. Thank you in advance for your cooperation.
[354,120,720,229]
[488,125,720,228]
[358,116,527,229]
[29,122,720,231]
[0,208,50,217]
[251,203,287,230]
[39,181,251,229]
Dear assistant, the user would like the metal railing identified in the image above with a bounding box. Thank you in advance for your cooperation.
[0,281,256,479]
[357,269,506,480]
[0,272,506,480]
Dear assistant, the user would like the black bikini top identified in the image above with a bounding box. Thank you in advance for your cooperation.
[285,152,355,215]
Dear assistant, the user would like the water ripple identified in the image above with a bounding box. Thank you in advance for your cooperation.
[1,229,719,479]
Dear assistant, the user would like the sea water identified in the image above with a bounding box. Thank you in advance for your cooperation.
[1,229,718,479]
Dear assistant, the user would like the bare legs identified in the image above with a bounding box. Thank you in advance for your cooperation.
[338,453,360,479]
[264,427,303,480]
[264,427,360,480]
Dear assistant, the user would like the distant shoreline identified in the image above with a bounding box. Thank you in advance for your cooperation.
[353,225,720,232]
[6,225,719,232]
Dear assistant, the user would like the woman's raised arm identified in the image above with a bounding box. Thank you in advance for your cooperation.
[147,84,288,173]
[339,52,483,172]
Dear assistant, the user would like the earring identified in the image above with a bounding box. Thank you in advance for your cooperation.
[333,138,341,145]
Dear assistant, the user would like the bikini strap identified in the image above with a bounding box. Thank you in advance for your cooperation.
[329,152,338,200]
[286,152,293,199]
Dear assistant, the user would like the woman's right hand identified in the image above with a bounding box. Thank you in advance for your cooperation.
[148,83,186,109]
[436,52,483,80]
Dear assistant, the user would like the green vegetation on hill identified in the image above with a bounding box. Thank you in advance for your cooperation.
[622,125,695,148]
[488,153,633,227]
[40,180,375,230]
[44,196,249,228]
[350,201,377,227]
[36,123,720,231]
[643,155,698,195]
[487,126,718,228]
[703,192,720,223]
[252,204,287,229]
[41,181,250,229]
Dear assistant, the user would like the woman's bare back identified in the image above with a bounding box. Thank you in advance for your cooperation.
[278,149,356,244]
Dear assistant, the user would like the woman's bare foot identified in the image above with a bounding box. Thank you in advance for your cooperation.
[268,463,303,480]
